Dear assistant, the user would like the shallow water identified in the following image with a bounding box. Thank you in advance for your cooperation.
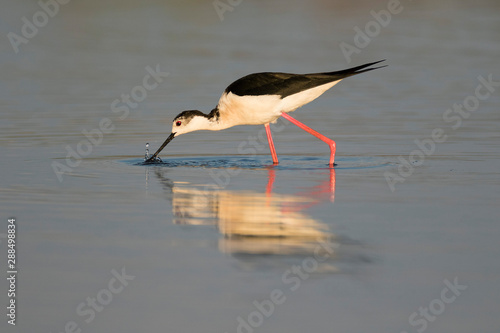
[1,0,500,332]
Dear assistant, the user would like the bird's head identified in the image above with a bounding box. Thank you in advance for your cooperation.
[145,110,213,162]
[170,110,211,136]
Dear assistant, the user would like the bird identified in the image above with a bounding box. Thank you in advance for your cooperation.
[146,60,385,165]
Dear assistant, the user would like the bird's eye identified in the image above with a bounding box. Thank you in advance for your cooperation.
[176,121,182,126]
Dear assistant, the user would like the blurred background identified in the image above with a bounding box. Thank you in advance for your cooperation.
[0,0,499,332]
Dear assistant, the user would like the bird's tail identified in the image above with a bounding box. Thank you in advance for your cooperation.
[316,60,387,80]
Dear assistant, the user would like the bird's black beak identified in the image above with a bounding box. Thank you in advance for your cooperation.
[146,132,176,162]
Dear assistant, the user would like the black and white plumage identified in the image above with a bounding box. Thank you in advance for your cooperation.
[147,60,385,164]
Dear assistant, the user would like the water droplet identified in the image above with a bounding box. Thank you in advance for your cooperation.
[144,142,150,161]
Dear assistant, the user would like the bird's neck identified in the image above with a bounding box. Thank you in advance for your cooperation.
[207,108,220,120]
[202,107,231,131]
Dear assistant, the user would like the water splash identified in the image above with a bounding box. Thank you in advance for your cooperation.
[144,143,150,160]
[144,142,163,163]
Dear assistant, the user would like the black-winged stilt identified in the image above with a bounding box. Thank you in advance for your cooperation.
[146,60,385,165]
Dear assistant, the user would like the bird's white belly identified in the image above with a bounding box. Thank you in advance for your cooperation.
[217,92,283,126]
[217,80,341,128]
[279,80,340,113]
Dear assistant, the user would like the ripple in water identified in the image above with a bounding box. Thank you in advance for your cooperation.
[130,155,392,170]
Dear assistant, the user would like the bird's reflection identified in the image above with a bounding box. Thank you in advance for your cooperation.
[150,167,371,272]
[151,167,343,258]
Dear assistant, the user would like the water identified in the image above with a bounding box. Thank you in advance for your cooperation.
[144,142,150,160]
[1,0,499,332]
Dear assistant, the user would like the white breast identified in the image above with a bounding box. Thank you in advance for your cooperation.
[217,92,282,127]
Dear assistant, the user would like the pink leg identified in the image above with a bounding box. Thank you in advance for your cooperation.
[265,123,279,164]
[281,112,336,166]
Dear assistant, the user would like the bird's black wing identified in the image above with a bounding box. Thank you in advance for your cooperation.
[225,60,386,98]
